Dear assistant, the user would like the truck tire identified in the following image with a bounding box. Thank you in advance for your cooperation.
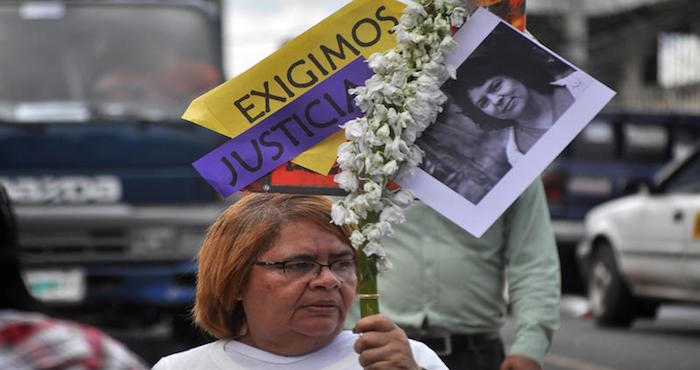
[588,242,635,327]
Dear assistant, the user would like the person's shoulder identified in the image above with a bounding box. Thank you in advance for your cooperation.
[153,340,222,370]
[503,178,547,216]
[154,340,220,361]
[0,308,45,325]
[1,309,95,343]
[0,309,148,370]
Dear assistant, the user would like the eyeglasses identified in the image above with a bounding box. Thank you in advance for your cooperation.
[254,258,357,282]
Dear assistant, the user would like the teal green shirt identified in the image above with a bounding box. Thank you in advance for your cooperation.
[346,180,560,365]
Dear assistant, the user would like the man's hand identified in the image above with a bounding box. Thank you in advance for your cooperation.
[353,314,421,370]
[500,354,541,370]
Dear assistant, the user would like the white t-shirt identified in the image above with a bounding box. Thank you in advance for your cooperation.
[152,331,447,370]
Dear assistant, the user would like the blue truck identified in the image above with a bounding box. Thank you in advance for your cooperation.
[0,0,228,338]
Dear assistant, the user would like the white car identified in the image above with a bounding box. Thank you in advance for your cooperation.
[577,146,700,327]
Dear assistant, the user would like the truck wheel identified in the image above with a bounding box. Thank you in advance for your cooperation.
[588,243,635,327]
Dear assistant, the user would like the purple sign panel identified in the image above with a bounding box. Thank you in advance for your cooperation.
[193,57,372,197]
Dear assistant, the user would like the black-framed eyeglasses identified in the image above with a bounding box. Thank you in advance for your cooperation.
[254,258,357,282]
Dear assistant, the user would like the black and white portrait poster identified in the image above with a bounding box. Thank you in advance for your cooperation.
[400,8,616,237]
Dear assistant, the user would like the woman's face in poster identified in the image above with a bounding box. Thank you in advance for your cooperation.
[467,75,529,121]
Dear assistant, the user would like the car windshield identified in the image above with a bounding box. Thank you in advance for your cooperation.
[0,2,221,122]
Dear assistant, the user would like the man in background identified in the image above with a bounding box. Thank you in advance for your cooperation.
[348,178,560,370]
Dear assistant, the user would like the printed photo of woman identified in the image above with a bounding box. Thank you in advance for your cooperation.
[417,22,591,204]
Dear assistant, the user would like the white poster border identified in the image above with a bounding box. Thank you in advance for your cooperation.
[400,8,616,238]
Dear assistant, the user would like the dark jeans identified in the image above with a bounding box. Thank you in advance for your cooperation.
[439,337,505,370]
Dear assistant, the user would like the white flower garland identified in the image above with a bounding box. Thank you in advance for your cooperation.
[331,0,468,271]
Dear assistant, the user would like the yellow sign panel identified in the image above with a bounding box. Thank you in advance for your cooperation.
[183,0,405,174]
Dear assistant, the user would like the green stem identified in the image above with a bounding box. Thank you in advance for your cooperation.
[358,247,379,317]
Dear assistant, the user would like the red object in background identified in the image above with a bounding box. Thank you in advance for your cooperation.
[246,1,526,195]
[476,0,526,31]
[244,162,346,195]
[244,161,399,195]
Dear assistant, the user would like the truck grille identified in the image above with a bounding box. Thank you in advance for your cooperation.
[19,229,131,263]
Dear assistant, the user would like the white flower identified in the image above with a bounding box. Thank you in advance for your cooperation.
[376,257,393,273]
[381,160,399,176]
[402,124,418,143]
[332,0,466,272]
[363,181,383,205]
[343,118,367,140]
[367,52,388,74]
[362,224,383,242]
[359,220,395,240]
[376,124,390,140]
[405,145,424,168]
[331,202,358,225]
[334,169,359,192]
[384,136,408,161]
[363,241,386,257]
[337,142,356,170]
[451,7,468,28]
[350,230,366,248]
[380,205,405,224]
[365,153,386,177]
[348,194,371,218]
[377,221,395,237]
[390,189,415,208]
[402,2,428,22]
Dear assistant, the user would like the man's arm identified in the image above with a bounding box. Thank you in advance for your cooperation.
[503,179,561,368]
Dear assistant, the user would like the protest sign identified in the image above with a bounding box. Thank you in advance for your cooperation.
[400,8,616,237]
[246,0,528,195]
[193,57,373,197]
[183,0,405,188]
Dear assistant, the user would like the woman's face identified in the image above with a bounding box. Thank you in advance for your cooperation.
[239,220,357,353]
[467,75,529,120]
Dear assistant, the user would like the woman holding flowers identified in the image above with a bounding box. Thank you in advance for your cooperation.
[153,193,447,370]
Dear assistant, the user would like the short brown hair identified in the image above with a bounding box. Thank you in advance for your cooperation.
[193,193,354,339]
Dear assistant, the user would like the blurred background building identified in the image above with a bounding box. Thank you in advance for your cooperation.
[224,0,700,115]
[529,0,700,115]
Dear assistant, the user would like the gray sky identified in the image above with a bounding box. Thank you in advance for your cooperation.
[222,0,349,77]
[222,0,691,84]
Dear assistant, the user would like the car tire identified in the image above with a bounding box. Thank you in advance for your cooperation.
[588,242,636,327]
[636,299,659,319]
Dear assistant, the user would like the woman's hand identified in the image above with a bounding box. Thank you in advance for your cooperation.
[353,314,421,370]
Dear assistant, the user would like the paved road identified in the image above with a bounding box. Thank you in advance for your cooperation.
[504,296,700,370]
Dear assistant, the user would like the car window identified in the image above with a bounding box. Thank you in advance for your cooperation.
[570,120,616,160]
[664,153,700,194]
[622,123,668,162]
[0,3,221,121]
[671,127,698,160]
